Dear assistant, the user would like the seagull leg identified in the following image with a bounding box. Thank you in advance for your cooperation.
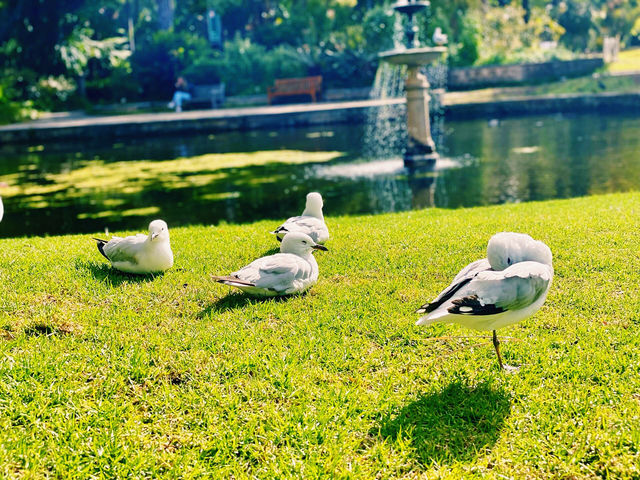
[492,330,519,372]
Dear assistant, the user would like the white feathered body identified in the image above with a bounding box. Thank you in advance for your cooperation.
[417,258,553,331]
[0,196,3,223]
[103,234,174,274]
[274,215,329,244]
[225,252,319,296]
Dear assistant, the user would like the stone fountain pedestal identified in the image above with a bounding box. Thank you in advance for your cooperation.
[379,46,447,170]
[405,66,438,168]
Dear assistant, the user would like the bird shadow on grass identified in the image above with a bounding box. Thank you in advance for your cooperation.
[198,291,298,318]
[75,260,162,286]
[374,378,511,465]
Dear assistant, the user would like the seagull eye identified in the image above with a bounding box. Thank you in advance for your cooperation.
[302,241,307,244]
[507,257,511,265]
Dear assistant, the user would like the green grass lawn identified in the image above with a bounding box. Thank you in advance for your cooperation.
[608,47,640,73]
[1,192,640,478]
[445,75,639,105]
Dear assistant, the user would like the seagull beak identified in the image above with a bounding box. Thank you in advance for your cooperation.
[151,232,159,240]
[312,244,328,251]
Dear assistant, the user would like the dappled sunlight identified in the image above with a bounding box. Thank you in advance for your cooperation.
[1,114,640,238]
[0,148,346,236]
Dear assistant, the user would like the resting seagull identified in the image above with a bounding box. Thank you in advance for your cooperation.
[272,192,329,244]
[0,181,7,223]
[415,232,553,370]
[93,220,174,274]
[213,232,327,297]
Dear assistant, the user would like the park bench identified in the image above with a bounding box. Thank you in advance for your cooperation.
[267,76,322,104]
[185,83,225,109]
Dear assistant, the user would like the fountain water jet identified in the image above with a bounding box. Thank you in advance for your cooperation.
[379,0,446,169]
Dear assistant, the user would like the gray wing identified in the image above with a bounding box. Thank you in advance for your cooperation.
[234,253,312,293]
[416,258,491,314]
[103,234,147,263]
[273,216,328,242]
[449,261,552,314]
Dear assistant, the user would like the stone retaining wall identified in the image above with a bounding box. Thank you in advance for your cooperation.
[2,92,639,144]
[448,57,604,90]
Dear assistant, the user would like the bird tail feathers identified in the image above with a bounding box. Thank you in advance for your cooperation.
[415,309,449,326]
[212,275,256,288]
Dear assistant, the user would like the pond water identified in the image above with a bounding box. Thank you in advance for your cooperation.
[1,111,639,238]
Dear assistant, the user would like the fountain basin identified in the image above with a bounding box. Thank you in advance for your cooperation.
[379,47,447,67]
[392,1,429,16]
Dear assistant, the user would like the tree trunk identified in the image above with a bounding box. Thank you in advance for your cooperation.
[127,0,137,52]
[157,0,174,31]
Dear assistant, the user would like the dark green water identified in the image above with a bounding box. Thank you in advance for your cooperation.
[1,112,639,238]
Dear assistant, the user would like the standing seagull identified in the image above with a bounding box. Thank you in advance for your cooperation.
[415,232,553,370]
[213,232,327,296]
[93,220,174,274]
[432,27,448,46]
[272,192,329,244]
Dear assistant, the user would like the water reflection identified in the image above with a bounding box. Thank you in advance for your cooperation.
[1,112,639,238]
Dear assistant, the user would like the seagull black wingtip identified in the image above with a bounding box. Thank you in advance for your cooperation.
[92,237,110,260]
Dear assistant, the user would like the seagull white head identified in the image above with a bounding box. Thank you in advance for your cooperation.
[487,232,553,270]
[280,232,328,256]
[302,192,324,219]
[148,219,170,242]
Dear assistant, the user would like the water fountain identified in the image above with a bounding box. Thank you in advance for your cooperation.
[379,0,446,169]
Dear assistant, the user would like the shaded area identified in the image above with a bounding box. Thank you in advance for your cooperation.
[1,113,640,238]
[377,379,511,465]
[75,259,164,286]
[199,291,295,318]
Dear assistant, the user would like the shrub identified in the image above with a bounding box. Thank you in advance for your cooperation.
[130,31,211,100]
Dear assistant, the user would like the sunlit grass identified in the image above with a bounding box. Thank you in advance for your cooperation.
[0,150,344,225]
[0,150,343,199]
[445,75,638,105]
[1,192,639,478]
[607,47,640,72]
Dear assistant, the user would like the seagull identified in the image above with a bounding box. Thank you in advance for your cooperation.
[415,232,553,371]
[272,192,329,244]
[432,27,448,46]
[0,181,7,223]
[213,232,328,296]
[93,219,174,274]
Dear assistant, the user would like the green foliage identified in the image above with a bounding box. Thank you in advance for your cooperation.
[0,84,23,124]
[85,65,140,104]
[130,31,211,100]
[27,76,80,111]
[554,0,596,51]
[473,5,569,65]
[1,192,640,476]
[58,26,130,77]
[2,0,640,111]
[198,37,308,95]
[447,12,480,67]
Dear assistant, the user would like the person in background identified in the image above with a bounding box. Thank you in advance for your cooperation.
[168,76,191,112]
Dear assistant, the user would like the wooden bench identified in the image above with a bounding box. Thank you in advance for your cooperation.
[185,83,225,109]
[267,76,322,104]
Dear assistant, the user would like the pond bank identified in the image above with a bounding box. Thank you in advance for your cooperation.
[1,91,639,144]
